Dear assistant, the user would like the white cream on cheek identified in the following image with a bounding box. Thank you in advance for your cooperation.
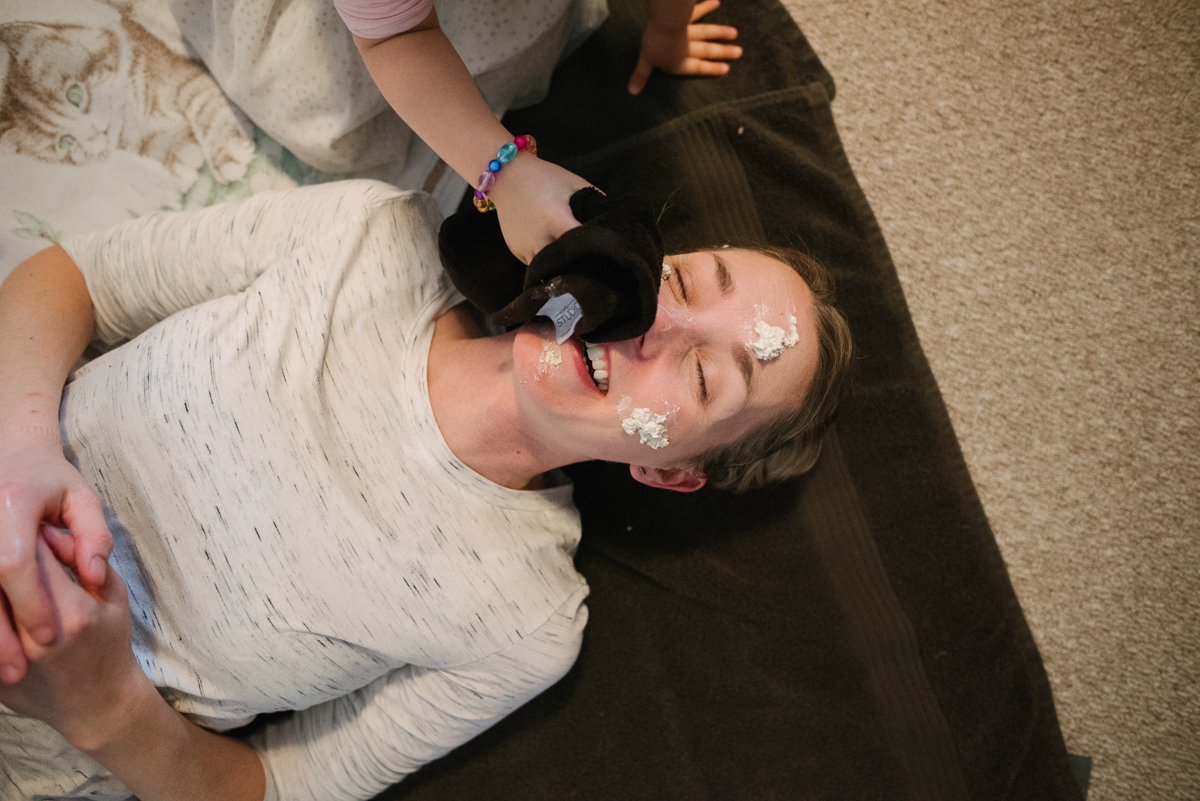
[616,395,675,450]
[536,341,562,378]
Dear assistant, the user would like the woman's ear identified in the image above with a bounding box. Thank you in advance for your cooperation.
[629,464,707,493]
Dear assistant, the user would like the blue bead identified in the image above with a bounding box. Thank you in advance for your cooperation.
[497,142,518,163]
[488,159,501,172]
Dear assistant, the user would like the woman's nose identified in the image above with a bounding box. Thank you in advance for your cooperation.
[638,298,689,358]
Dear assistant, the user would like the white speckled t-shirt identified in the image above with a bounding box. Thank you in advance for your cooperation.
[7,180,588,801]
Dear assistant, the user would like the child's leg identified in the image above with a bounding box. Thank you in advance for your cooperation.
[168,0,411,173]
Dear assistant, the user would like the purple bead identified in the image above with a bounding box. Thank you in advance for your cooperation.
[476,171,496,193]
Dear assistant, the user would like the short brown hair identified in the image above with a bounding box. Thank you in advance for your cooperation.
[690,246,853,493]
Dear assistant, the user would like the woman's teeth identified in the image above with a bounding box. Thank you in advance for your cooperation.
[584,342,609,393]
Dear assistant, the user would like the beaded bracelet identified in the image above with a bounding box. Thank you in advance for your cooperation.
[473,135,538,212]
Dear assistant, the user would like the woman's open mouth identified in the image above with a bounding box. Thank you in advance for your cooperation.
[581,341,609,394]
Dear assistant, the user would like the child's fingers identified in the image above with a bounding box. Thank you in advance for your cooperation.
[688,23,738,42]
[628,56,655,95]
[687,40,743,63]
[690,0,722,23]
[678,58,732,77]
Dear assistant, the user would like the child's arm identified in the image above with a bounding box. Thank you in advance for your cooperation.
[627,0,742,96]
[351,9,591,264]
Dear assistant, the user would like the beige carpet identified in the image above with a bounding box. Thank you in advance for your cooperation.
[783,1,1199,798]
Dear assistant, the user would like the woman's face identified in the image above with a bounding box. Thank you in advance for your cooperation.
[512,248,820,488]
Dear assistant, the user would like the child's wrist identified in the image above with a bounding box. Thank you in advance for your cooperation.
[473,135,538,212]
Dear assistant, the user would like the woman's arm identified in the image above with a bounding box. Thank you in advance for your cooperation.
[0,246,110,681]
[0,537,266,801]
[0,247,265,800]
[351,9,589,264]
[250,587,589,801]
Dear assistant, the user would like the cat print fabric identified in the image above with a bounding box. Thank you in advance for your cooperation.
[0,0,304,279]
[0,15,254,183]
[0,0,254,184]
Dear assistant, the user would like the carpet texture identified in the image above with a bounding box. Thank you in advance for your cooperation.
[789,2,1200,799]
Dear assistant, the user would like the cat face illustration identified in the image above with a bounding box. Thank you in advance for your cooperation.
[0,21,123,166]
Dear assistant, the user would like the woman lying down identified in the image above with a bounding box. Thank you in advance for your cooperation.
[0,179,851,801]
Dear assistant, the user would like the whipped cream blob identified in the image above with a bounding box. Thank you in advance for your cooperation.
[747,304,800,361]
[661,262,672,280]
[617,395,672,450]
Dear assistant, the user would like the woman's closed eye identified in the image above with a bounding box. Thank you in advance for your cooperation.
[695,355,710,404]
[675,264,689,304]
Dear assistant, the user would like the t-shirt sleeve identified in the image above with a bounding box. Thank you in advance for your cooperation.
[248,587,588,801]
[60,182,409,347]
[333,0,435,39]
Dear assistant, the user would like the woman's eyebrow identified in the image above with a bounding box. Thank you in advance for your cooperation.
[713,253,735,296]
[732,343,756,399]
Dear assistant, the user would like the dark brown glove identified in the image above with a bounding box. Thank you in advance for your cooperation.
[438,187,664,343]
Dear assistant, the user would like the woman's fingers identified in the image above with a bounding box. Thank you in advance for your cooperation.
[0,595,26,683]
[34,537,88,640]
[60,487,111,588]
[0,488,58,651]
[39,524,76,566]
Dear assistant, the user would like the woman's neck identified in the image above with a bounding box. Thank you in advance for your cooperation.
[426,306,561,490]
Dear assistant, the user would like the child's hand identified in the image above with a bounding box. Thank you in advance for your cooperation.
[490,156,592,265]
[628,0,742,96]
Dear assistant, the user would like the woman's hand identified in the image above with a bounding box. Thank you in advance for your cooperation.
[0,244,108,684]
[627,0,742,96]
[0,429,113,685]
[0,536,265,800]
[489,155,591,265]
[0,536,138,752]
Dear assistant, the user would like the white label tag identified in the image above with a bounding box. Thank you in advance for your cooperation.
[537,293,584,344]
